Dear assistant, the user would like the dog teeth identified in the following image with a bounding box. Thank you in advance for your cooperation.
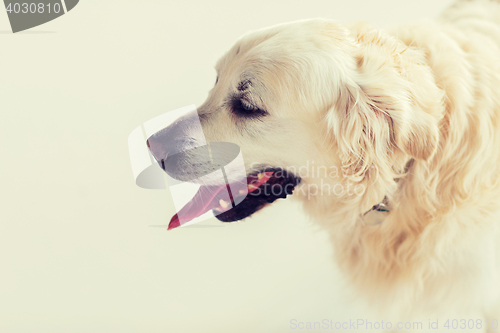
[257,173,265,180]
[248,184,257,191]
[219,199,229,209]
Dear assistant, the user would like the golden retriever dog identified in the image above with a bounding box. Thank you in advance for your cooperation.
[147,0,500,330]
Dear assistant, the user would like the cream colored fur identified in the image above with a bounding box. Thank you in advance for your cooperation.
[197,0,500,330]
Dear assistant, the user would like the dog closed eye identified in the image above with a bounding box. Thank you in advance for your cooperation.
[230,97,268,118]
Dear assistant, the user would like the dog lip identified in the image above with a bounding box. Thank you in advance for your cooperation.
[214,168,301,223]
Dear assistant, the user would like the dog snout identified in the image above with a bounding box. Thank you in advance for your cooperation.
[147,129,202,174]
[146,111,212,181]
[147,111,203,162]
[146,134,169,164]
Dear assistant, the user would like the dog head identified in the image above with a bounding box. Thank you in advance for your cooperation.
[148,19,444,226]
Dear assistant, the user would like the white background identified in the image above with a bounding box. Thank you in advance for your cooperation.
[0,1,453,332]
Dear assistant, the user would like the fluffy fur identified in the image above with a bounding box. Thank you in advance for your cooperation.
[196,0,500,329]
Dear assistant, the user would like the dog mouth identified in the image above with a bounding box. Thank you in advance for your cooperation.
[168,168,301,230]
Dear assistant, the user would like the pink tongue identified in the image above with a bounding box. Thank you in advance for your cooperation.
[168,172,274,230]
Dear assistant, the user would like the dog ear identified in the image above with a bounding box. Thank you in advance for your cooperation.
[328,84,393,178]
[328,23,443,173]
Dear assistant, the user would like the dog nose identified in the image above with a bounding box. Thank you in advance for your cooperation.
[146,111,201,166]
[146,110,208,179]
[146,134,169,165]
[147,128,203,171]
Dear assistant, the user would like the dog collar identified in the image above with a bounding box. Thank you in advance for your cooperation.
[362,196,390,225]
